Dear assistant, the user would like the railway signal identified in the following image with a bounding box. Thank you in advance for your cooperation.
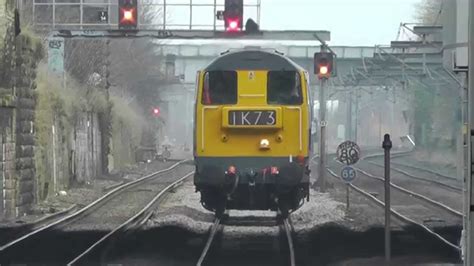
[152,107,160,117]
[224,0,243,32]
[314,52,334,79]
[118,0,138,30]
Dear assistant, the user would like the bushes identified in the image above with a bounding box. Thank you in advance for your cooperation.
[35,63,145,198]
[110,95,145,168]
[35,65,75,198]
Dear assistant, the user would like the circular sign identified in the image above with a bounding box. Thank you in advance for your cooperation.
[341,166,357,183]
[336,140,360,165]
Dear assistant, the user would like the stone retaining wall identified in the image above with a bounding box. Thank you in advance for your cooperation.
[0,0,43,218]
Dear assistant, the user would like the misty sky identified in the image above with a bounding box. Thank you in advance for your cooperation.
[258,0,418,45]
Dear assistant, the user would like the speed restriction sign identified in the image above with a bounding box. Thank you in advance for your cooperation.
[337,141,361,165]
[341,166,356,183]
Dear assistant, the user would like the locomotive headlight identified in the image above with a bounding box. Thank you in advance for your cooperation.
[260,139,270,150]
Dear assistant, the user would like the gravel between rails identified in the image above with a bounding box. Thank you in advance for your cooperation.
[148,178,347,240]
[61,164,195,232]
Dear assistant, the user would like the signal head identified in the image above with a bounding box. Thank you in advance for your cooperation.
[118,0,138,29]
[314,52,334,79]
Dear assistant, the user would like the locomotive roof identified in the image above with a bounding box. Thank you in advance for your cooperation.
[203,49,304,72]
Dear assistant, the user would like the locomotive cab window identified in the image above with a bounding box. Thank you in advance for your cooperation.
[267,71,303,105]
[202,71,237,105]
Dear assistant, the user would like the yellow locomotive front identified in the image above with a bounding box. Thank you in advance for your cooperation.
[194,50,312,217]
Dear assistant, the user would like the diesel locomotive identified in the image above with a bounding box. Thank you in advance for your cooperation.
[193,49,313,217]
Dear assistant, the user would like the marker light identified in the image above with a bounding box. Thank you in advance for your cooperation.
[260,139,270,150]
[225,165,237,175]
[270,166,279,175]
[297,154,305,165]
[226,165,237,175]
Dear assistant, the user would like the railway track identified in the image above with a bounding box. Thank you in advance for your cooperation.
[332,150,461,217]
[196,216,296,266]
[359,153,463,216]
[325,167,461,251]
[312,151,463,252]
[333,159,463,217]
[0,160,194,265]
[315,152,462,252]
[364,152,458,181]
[365,160,461,191]
[389,160,457,180]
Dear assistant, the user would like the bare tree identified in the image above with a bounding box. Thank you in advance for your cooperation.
[415,0,444,24]
[65,39,107,84]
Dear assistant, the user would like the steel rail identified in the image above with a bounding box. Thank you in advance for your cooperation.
[390,161,457,181]
[0,160,188,252]
[366,161,462,191]
[360,149,457,182]
[333,159,463,218]
[196,217,221,266]
[196,216,296,266]
[311,153,460,251]
[310,149,413,163]
[326,168,461,251]
[282,218,296,266]
[360,149,413,160]
[68,170,195,265]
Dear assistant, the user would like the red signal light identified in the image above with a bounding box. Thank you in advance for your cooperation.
[226,19,240,32]
[319,65,329,75]
[224,0,243,32]
[270,166,279,175]
[314,52,334,79]
[118,0,138,29]
[227,165,237,175]
[152,107,160,116]
[123,10,133,21]
[120,8,136,24]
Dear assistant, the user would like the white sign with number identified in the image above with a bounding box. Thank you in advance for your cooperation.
[341,166,357,183]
